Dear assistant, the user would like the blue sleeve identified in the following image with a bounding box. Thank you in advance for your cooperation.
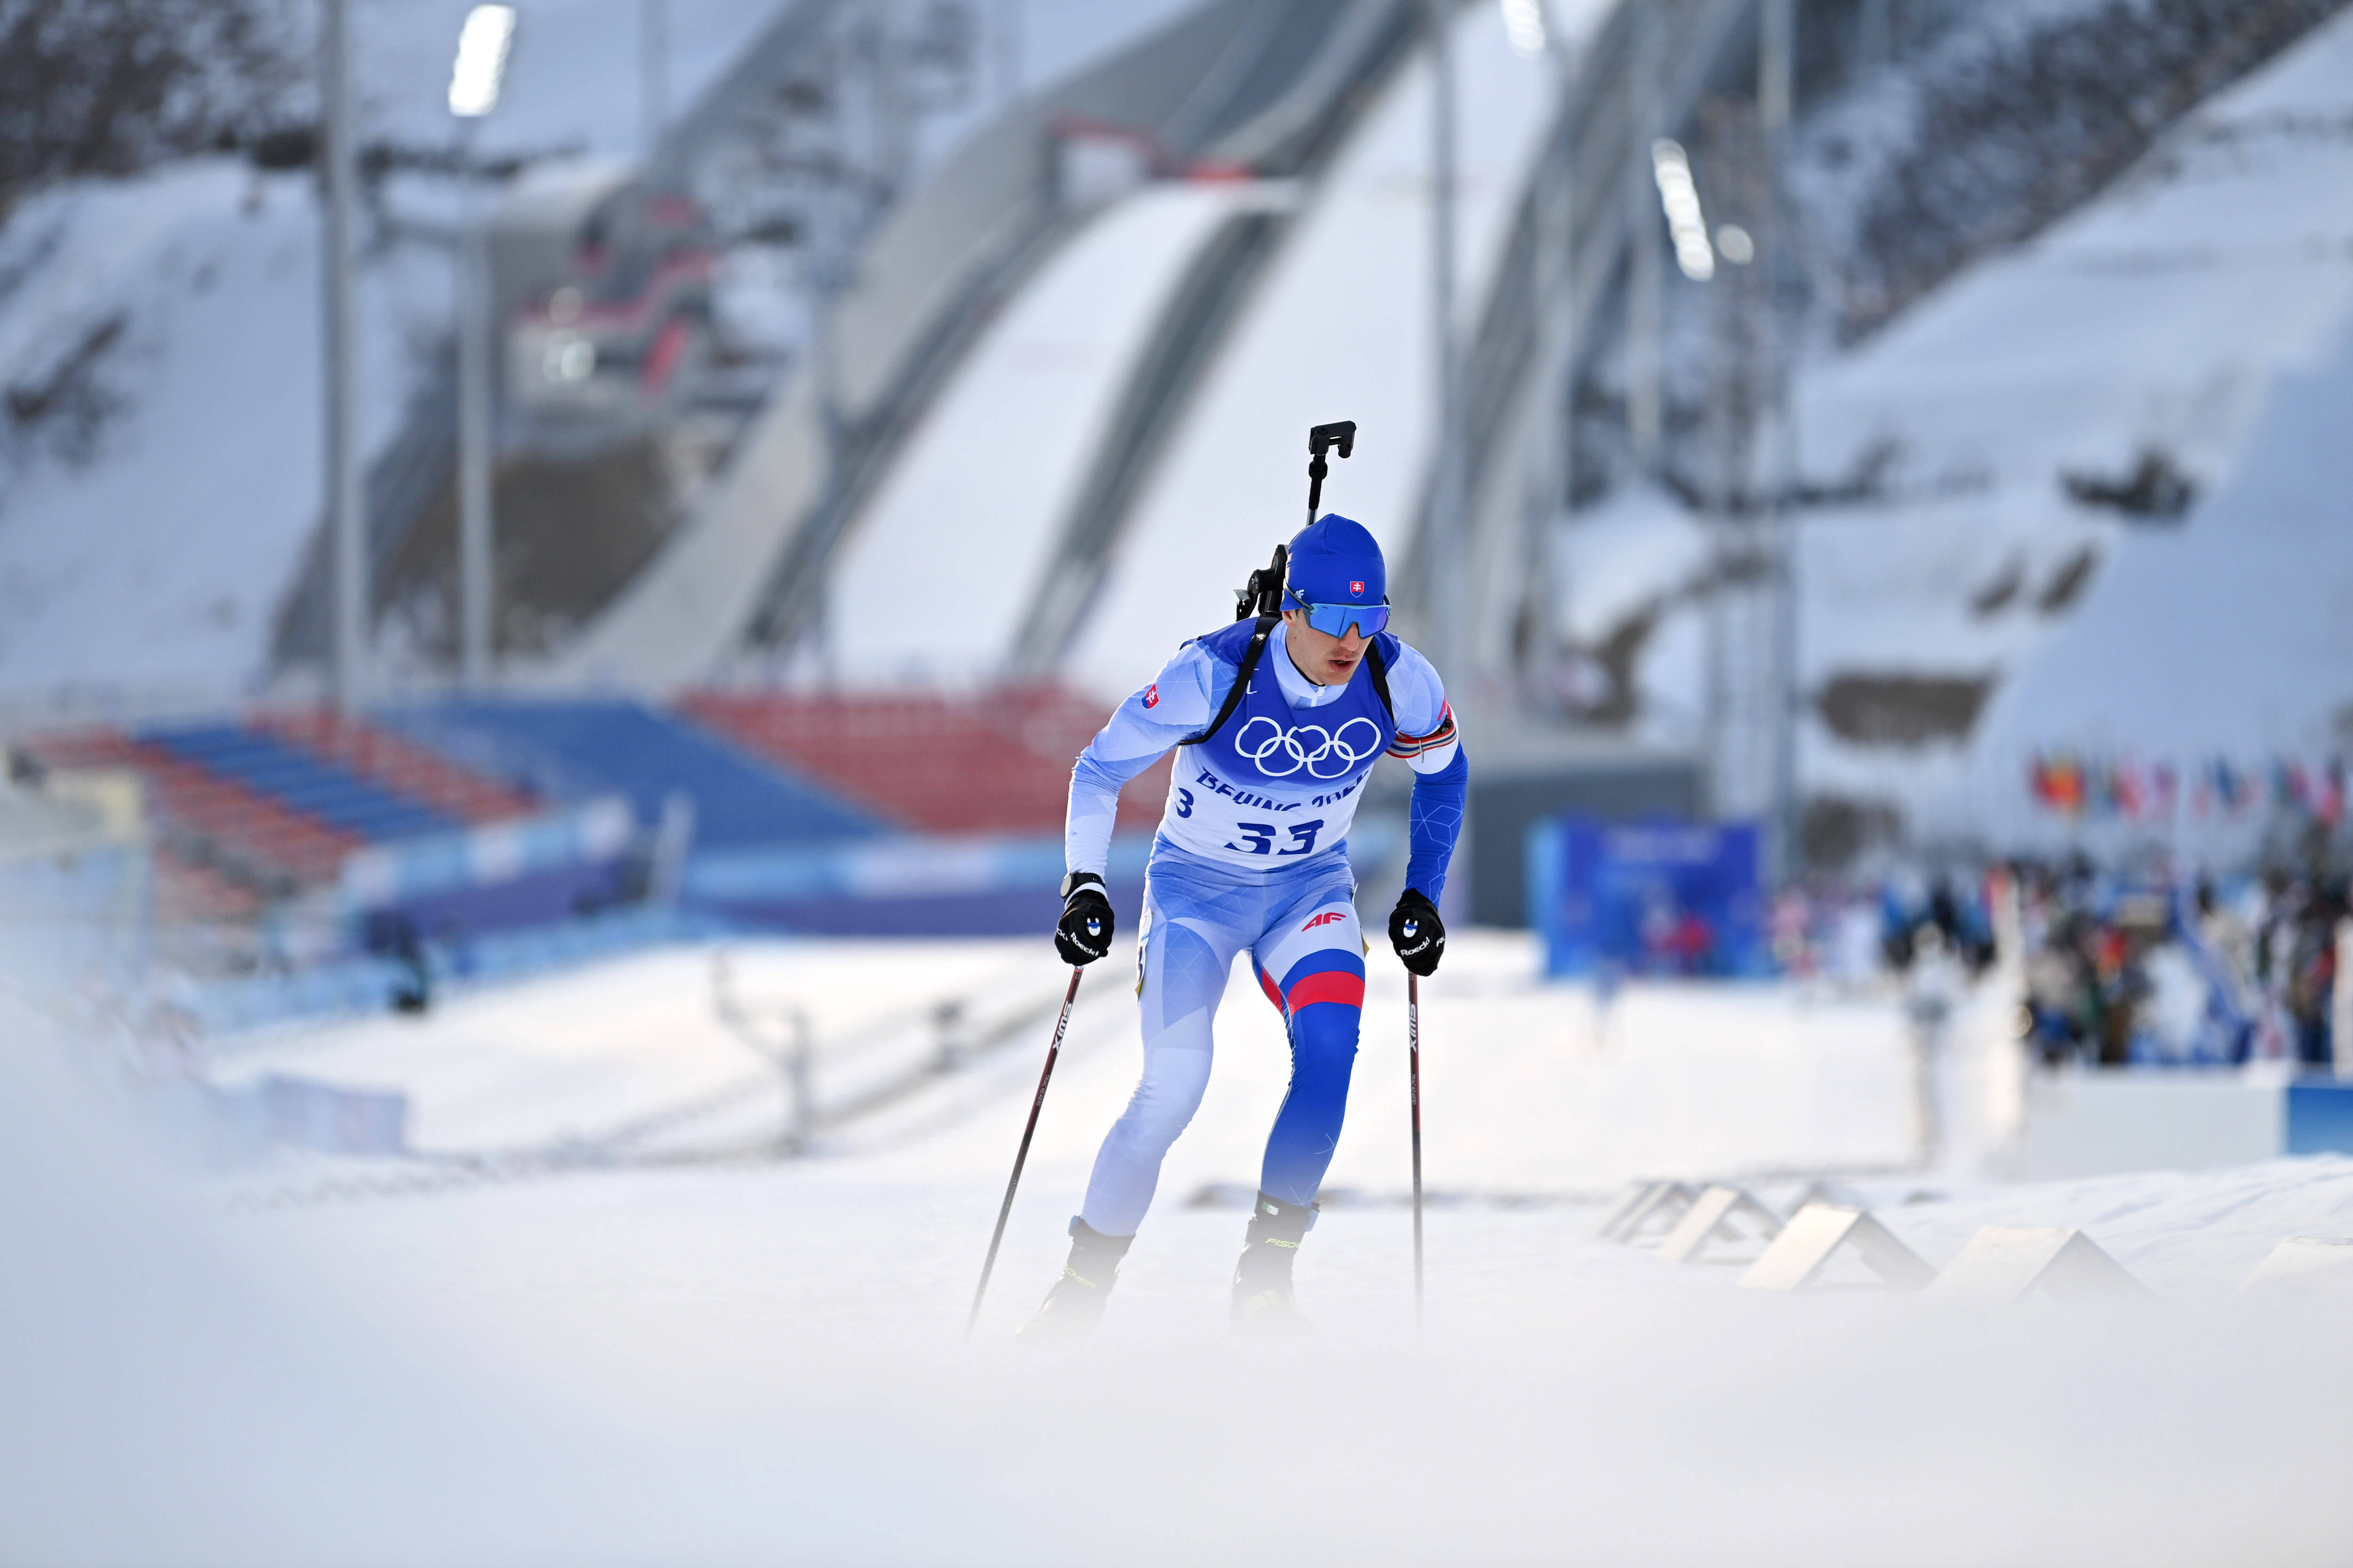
[1381,640,1465,902]
[1065,644,1229,875]
[1405,744,1467,903]
[1379,640,1447,745]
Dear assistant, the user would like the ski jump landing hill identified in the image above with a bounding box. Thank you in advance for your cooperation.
[545,0,1761,702]
[547,0,1424,691]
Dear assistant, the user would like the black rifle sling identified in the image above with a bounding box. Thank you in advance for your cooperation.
[1184,624,1398,748]
[1364,638,1396,732]
[1183,616,1277,748]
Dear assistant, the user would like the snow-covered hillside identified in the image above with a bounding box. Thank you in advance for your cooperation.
[0,0,1194,716]
[0,160,421,705]
[1557,5,2353,853]
[0,0,775,713]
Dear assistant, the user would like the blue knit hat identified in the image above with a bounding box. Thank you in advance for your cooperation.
[1285,513,1385,609]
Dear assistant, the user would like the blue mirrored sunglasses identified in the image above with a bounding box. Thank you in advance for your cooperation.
[1287,588,1391,639]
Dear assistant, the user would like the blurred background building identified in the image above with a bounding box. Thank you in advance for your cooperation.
[1,0,2350,1038]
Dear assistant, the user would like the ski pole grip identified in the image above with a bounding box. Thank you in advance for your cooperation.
[1306,421,1355,523]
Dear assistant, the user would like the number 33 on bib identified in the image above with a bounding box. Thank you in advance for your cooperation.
[1160,656,1390,870]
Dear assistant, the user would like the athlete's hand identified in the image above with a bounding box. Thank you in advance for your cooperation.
[1056,873,1117,966]
[1388,888,1445,976]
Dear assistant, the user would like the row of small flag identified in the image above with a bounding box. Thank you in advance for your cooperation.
[2026,753,2348,824]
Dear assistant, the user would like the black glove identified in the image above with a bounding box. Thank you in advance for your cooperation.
[1055,873,1117,966]
[1388,888,1445,976]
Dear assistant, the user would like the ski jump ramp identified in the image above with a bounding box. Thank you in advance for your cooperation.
[1066,2,1560,701]
[825,181,1296,687]
[542,0,1688,699]
[543,0,1395,692]
[416,0,1768,701]
[825,0,1563,698]
[827,0,1561,697]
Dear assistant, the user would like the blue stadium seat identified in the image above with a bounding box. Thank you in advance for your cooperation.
[141,723,458,842]
[376,700,884,851]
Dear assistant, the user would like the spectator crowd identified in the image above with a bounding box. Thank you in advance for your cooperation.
[1764,848,2347,1072]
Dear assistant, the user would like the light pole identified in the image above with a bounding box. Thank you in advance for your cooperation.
[1427,0,1462,680]
[448,4,516,691]
[1502,0,1575,707]
[995,0,1024,109]
[1760,0,1799,883]
[1624,1,1663,472]
[1858,0,1892,72]
[640,0,668,156]
[320,0,363,714]
[641,0,670,160]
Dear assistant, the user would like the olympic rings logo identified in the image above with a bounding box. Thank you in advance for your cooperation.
[1232,715,1385,778]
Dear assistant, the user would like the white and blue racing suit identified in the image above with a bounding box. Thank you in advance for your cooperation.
[1064,619,1466,1236]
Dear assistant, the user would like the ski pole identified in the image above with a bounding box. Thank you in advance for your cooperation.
[965,966,1084,1340]
[1409,969,1424,1327]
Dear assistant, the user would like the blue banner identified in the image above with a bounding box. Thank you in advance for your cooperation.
[338,797,638,948]
[1527,816,1769,978]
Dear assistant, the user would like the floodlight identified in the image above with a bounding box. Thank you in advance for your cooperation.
[448,5,518,118]
[1499,0,1549,58]
[1650,138,1715,281]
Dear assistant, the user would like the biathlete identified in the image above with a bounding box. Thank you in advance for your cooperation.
[1027,512,1466,1336]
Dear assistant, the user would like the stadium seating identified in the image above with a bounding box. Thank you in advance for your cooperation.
[20,727,357,894]
[20,712,546,912]
[18,689,1140,936]
[377,699,884,850]
[256,709,538,824]
[141,723,458,843]
[678,685,1169,835]
[151,846,265,923]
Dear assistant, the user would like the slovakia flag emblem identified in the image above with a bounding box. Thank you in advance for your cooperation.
[1143,683,1159,709]
[1349,580,1365,597]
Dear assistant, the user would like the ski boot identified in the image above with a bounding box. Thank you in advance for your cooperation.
[1230,1191,1317,1335]
[1017,1217,1133,1342]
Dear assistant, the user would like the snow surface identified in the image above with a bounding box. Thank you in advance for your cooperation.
[1551,485,1713,651]
[0,162,424,704]
[1960,301,2353,842]
[7,935,2353,1566]
[204,931,1923,1187]
[1545,480,1715,738]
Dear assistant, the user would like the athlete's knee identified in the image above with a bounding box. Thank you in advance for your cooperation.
[1114,1082,1201,1150]
[1288,1001,1361,1082]
[1111,1048,1212,1151]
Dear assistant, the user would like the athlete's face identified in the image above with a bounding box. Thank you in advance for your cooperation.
[1281,608,1367,686]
